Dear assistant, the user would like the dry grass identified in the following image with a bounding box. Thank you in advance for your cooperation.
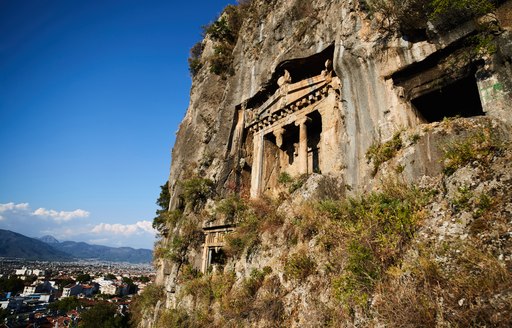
[374,240,512,327]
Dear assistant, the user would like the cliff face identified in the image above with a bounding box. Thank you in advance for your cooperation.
[143,0,512,327]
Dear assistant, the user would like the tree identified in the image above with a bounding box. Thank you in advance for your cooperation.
[152,181,171,233]
[0,276,24,294]
[122,277,137,294]
[79,303,128,328]
[134,276,150,283]
[156,181,170,214]
[0,307,9,322]
[76,273,91,283]
[104,273,117,281]
[49,296,81,313]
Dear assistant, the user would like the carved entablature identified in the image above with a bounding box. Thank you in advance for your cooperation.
[245,60,341,135]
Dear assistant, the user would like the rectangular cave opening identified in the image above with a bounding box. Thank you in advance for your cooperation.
[282,124,300,165]
[208,248,226,268]
[411,74,484,123]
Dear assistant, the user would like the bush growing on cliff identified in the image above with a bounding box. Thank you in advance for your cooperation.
[290,179,431,312]
[152,181,171,234]
[169,219,204,265]
[215,195,248,223]
[373,240,512,326]
[81,302,129,328]
[181,177,214,212]
[202,3,252,77]
[283,251,317,281]
[442,127,502,175]
[129,284,165,327]
[365,0,498,34]
[224,198,283,258]
[366,131,403,176]
[188,41,203,77]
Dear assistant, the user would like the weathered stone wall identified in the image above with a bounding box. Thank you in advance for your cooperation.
[168,0,512,209]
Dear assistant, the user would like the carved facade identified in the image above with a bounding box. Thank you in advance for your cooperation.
[201,224,233,273]
[241,60,342,198]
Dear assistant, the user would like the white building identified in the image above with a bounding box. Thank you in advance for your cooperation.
[99,284,120,296]
[62,284,83,298]
[15,268,30,276]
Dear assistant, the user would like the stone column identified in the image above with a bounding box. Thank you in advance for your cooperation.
[295,117,310,175]
[201,235,209,273]
[250,131,264,198]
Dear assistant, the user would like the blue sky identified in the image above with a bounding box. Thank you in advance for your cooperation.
[0,0,235,249]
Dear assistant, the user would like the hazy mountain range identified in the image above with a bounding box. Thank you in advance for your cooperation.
[0,229,152,263]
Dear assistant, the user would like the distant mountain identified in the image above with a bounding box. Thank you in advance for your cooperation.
[40,238,152,264]
[0,230,152,263]
[53,241,152,263]
[39,235,59,244]
[0,229,72,261]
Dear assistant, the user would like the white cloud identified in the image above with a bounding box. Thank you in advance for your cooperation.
[135,221,156,233]
[91,220,156,236]
[33,208,89,222]
[0,202,29,220]
[0,202,156,248]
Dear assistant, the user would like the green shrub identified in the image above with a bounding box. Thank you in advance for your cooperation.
[153,210,182,236]
[210,43,235,77]
[292,180,431,310]
[215,195,248,223]
[188,41,203,77]
[225,212,260,258]
[202,4,249,77]
[366,131,403,176]
[451,185,473,212]
[442,128,501,176]
[181,177,214,211]
[179,264,203,282]
[429,0,496,29]
[277,172,293,184]
[289,174,308,193]
[316,199,345,220]
[366,0,497,34]
[182,276,212,306]
[168,220,203,265]
[332,241,380,308]
[48,296,81,312]
[243,268,268,296]
[284,251,316,281]
[130,284,165,326]
[474,192,492,217]
[211,271,236,300]
[81,302,129,328]
[217,268,271,321]
[277,172,308,193]
[224,198,283,258]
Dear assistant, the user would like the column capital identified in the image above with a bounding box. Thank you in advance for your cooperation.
[295,116,311,126]
[273,127,285,136]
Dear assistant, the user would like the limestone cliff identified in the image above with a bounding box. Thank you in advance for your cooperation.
[137,0,512,327]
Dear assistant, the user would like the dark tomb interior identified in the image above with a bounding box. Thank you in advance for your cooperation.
[411,75,484,123]
[307,110,322,173]
[209,249,226,266]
